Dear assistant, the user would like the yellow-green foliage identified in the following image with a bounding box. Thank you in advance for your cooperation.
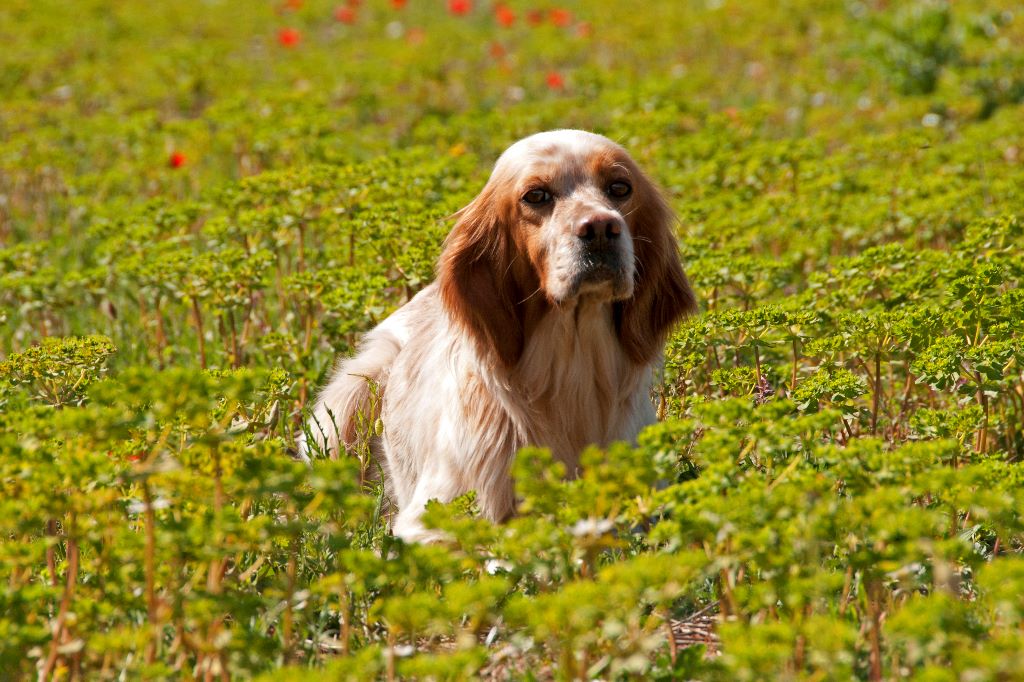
[3,0,1024,679]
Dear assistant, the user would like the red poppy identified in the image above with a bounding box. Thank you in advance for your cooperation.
[448,0,471,15]
[489,41,506,59]
[549,8,572,27]
[346,0,361,6]
[169,151,187,168]
[546,71,565,90]
[495,5,515,27]
[390,0,407,7]
[283,0,303,9]
[277,27,302,47]
[334,6,357,23]
[526,9,544,26]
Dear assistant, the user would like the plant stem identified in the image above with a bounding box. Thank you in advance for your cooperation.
[302,301,314,355]
[154,297,168,368]
[976,371,989,455]
[791,337,800,391]
[41,522,79,681]
[871,352,881,435]
[386,630,396,682]
[283,536,297,663]
[339,591,351,656]
[866,578,884,682]
[143,483,159,664]
[228,308,240,368]
[46,518,58,587]
[753,343,762,383]
[191,297,207,369]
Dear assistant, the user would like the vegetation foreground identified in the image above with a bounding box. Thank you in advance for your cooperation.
[3,0,1024,679]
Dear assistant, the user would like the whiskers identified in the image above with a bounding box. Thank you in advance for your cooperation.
[620,205,641,220]
[517,285,544,305]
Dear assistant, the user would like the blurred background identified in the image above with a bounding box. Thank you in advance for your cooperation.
[3,0,1022,244]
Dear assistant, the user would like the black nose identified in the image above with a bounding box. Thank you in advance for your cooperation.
[574,214,622,244]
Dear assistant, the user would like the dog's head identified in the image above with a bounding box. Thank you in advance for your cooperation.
[439,130,697,368]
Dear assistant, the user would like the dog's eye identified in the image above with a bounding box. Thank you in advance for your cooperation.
[522,188,552,205]
[607,181,632,199]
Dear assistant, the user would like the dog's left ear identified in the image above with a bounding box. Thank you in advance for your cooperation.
[616,177,698,364]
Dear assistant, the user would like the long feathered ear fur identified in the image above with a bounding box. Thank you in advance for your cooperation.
[438,185,533,368]
[616,174,698,364]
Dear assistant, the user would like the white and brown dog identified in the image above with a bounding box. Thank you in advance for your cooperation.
[305,130,696,541]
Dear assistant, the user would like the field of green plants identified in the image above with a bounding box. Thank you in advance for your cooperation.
[3,0,1024,678]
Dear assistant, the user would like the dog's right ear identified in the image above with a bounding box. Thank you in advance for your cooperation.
[616,165,698,365]
[438,184,526,368]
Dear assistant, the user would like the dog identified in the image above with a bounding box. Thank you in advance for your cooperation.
[304,130,696,541]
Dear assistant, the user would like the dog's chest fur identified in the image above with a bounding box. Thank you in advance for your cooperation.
[508,297,648,468]
[378,285,653,523]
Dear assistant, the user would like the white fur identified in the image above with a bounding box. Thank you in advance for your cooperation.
[304,130,674,542]
[306,285,653,541]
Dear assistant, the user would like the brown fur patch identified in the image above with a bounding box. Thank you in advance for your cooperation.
[615,160,698,363]
[438,180,548,368]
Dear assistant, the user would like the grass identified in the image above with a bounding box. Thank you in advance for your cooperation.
[2,0,1024,679]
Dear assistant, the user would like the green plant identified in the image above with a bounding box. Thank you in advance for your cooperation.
[3,0,1024,678]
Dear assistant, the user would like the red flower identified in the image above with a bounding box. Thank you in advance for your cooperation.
[334,6,357,23]
[575,21,592,38]
[283,0,303,10]
[526,9,544,26]
[495,5,515,27]
[169,151,187,168]
[448,0,471,15]
[346,0,361,6]
[549,8,572,27]
[489,41,506,59]
[277,27,302,47]
[546,71,565,90]
[390,0,407,7]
